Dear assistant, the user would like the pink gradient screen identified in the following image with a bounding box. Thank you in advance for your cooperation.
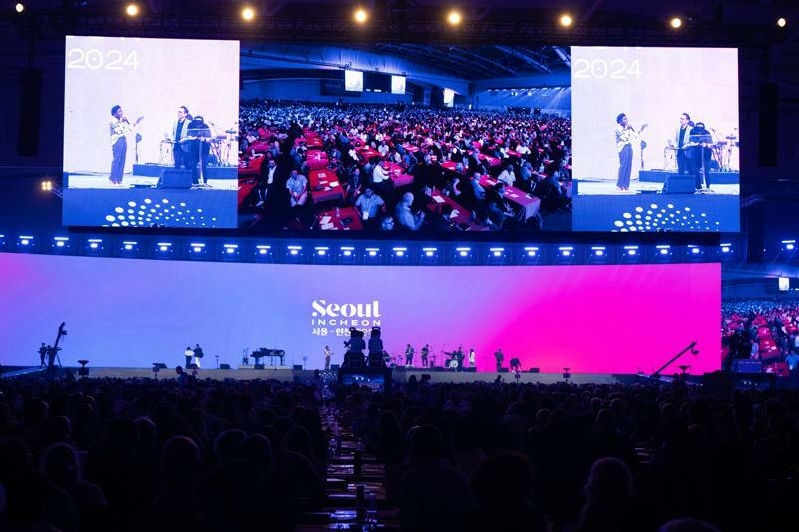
[0,254,720,374]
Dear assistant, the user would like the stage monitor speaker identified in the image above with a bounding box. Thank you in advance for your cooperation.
[661,173,695,194]
[498,367,509,373]
[293,365,303,370]
[254,364,264,369]
[462,367,476,372]
[154,362,167,369]
[220,363,231,370]
[17,69,43,157]
[330,364,340,371]
[159,168,193,188]
[529,368,540,373]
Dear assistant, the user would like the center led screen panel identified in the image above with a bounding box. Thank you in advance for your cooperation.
[0,253,721,374]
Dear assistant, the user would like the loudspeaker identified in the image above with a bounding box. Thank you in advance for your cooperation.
[330,364,340,371]
[154,362,167,369]
[498,367,509,373]
[17,69,43,157]
[661,173,695,194]
[254,363,264,369]
[220,363,231,370]
[159,168,193,188]
[759,83,778,167]
[293,364,303,370]
[462,367,476,372]
[528,368,540,373]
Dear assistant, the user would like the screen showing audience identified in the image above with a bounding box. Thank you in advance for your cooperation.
[236,43,740,237]
[0,253,721,374]
[62,36,240,228]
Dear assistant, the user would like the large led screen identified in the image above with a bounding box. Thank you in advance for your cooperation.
[0,253,721,374]
[62,36,240,228]
[237,43,738,236]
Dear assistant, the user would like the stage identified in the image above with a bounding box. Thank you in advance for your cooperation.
[572,177,739,232]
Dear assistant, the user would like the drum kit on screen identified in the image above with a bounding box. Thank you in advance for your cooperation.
[159,121,239,166]
[663,128,738,172]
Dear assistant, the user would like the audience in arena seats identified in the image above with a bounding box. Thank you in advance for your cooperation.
[237,100,572,232]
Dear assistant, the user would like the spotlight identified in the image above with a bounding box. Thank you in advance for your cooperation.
[52,236,70,252]
[489,247,504,258]
[15,3,24,14]
[422,247,437,258]
[125,3,139,17]
[241,6,255,21]
[339,246,356,263]
[781,239,796,252]
[447,10,462,26]
[365,247,380,262]
[524,246,539,257]
[656,244,671,256]
[687,245,703,260]
[155,241,174,258]
[254,244,272,262]
[623,245,639,258]
[285,245,304,262]
[120,240,140,257]
[222,244,240,261]
[591,246,605,257]
[559,14,573,27]
[353,7,368,24]
[777,17,787,28]
[188,242,207,259]
[670,17,683,29]
[85,238,106,256]
[559,246,573,257]
[393,247,407,257]
[17,235,34,252]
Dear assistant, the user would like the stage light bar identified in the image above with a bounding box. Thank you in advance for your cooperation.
[422,247,437,258]
[156,242,173,255]
[489,247,505,257]
[340,246,355,257]
[365,247,379,258]
[392,247,407,257]
[624,245,639,257]
[223,244,239,254]
[559,246,573,257]
[720,243,732,254]
[53,236,69,249]
[591,246,605,257]
[287,245,302,256]
[256,245,271,255]
[456,247,471,257]
[121,240,139,254]
[190,242,206,253]
[781,240,796,252]
[315,246,329,256]
[656,245,671,256]
[524,246,539,257]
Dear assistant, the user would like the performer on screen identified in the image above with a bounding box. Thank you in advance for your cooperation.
[688,121,714,191]
[614,113,647,191]
[324,345,332,370]
[675,112,694,174]
[186,115,212,185]
[172,106,191,169]
[109,105,142,185]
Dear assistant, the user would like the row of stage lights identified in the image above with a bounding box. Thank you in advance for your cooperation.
[0,233,748,265]
[12,4,790,30]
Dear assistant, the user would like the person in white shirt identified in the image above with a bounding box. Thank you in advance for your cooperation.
[497,164,516,186]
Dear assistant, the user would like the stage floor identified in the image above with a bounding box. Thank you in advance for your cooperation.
[65,173,237,190]
[2,366,627,385]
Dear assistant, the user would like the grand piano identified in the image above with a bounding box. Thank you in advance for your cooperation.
[251,348,286,366]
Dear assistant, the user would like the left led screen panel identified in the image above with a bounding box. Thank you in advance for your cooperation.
[62,36,240,229]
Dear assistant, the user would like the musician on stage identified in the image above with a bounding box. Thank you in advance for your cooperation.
[420,344,430,368]
[494,348,504,372]
[193,343,204,368]
[324,345,332,370]
[404,344,415,367]
[184,346,194,368]
[674,112,693,174]
[186,115,212,185]
[171,106,192,169]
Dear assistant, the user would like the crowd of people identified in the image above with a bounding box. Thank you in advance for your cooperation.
[722,298,799,374]
[1,364,796,531]
[237,100,573,233]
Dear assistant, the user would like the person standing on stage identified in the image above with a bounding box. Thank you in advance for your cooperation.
[494,348,504,372]
[186,115,212,185]
[109,105,142,185]
[675,112,693,174]
[468,348,476,369]
[184,345,194,368]
[193,343,204,368]
[324,345,332,370]
[404,344,415,367]
[172,105,192,169]
[421,344,430,368]
[614,113,646,191]
[688,121,714,190]
[39,343,47,368]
